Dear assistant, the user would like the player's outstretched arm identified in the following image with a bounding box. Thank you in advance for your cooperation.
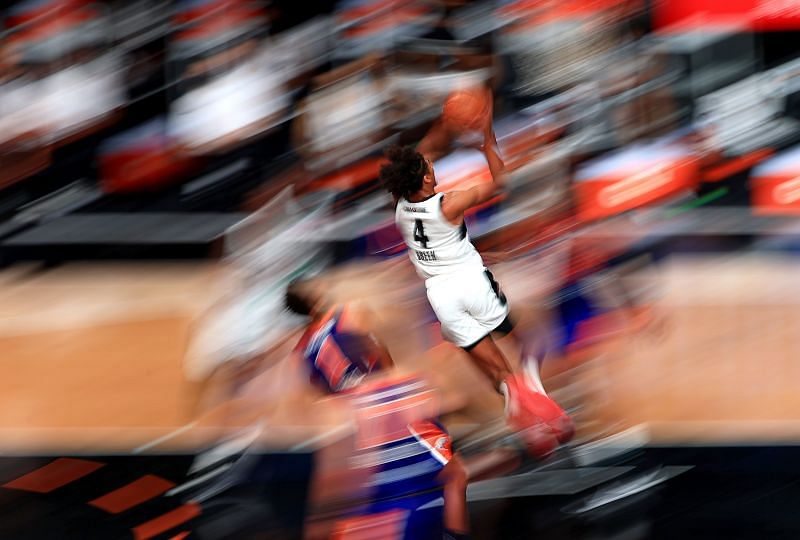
[440,127,507,223]
[481,126,508,190]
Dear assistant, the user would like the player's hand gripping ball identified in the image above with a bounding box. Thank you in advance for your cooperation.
[442,86,492,132]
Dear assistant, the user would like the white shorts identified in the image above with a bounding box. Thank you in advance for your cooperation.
[425,267,510,348]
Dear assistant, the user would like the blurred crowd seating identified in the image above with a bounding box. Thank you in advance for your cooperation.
[0,0,798,264]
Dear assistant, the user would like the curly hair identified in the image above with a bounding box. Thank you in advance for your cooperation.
[379,145,427,200]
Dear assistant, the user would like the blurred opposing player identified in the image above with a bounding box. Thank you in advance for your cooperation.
[286,283,470,540]
[286,279,395,393]
[185,186,333,413]
[380,88,573,456]
[334,377,468,540]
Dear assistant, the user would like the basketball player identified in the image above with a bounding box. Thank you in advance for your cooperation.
[380,94,574,453]
[286,282,471,540]
[285,278,395,393]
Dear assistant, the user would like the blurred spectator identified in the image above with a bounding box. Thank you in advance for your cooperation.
[291,53,391,173]
[185,187,333,410]
[387,40,495,131]
[168,38,290,155]
[332,0,443,62]
[0,1,124,149]
[165,1,292,157]
[495,0,621,105]
[0,1,127,193]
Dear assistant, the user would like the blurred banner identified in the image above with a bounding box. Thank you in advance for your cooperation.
[751,144,800,214]
[655,0,800,31]
[574,139,699,222]
[333,0,441,61]
[99,117,199,193]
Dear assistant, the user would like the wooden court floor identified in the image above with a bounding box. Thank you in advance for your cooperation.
[0,263,221,451]
[0,254,799,453]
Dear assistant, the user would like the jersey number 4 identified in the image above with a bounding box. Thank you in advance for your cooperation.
[413,219,429,249]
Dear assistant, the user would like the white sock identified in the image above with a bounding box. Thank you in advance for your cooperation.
[499,380,511,416]
[522,356,547,395]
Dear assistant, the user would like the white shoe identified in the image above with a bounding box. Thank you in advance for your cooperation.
[522,355,547,395]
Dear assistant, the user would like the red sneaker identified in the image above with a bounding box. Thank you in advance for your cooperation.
[520,362,576,445]
[502,375,575,458]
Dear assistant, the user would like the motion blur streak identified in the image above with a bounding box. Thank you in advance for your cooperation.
[0,1,798,539]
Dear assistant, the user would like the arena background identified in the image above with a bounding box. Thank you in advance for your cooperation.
[0,0,800,538]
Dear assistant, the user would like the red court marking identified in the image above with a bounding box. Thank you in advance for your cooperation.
[132,504,201,540]
[168,533,190,540]
[3,458,105,493]
[89,475,175,514]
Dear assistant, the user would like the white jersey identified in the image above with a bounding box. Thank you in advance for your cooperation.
[395,193,485,281]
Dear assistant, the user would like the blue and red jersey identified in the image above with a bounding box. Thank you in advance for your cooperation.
[332,376,452,540]
[295,306,383,394]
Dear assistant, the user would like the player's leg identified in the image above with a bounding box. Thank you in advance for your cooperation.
[478,268,553,395]
[467,269,574,447]
[463,268,522,391]
[432,269,542,396]
[496,317,550,395]
[462,334,513,391]
[427,271,573,454]
[426,276,514,391]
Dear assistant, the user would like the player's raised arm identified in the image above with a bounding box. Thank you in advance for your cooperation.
[481,125,508,189]
[440,125,507,223]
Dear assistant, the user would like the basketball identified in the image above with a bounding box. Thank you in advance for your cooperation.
[442,87,492,132]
